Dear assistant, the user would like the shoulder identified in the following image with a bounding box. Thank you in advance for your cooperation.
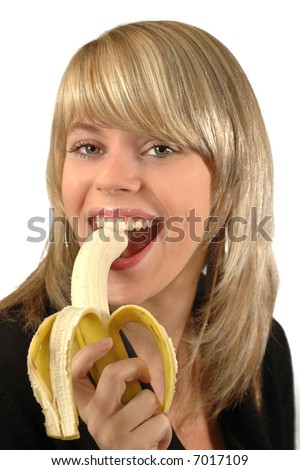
[220,318,295,449]
[0,312,46,448]
[262,318,295,416]
[263,318,294,404]
[261,318,294,393]
[0,310,35,373]
[0,305,53,405]
[265,318,292,363]
[0,312,31,366]
[0,298,53,370]
[0,309,99,449]
[0,312,38,408]
[260,318,295,448]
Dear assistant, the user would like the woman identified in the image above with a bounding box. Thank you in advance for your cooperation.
[0,20,294,449]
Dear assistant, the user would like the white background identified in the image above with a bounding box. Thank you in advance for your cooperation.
[0,0,299,449]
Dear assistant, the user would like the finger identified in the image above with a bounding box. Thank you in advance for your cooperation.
[72,338,113,412]
[117,388,162,432]
[93,357,151,417]
[129,413,172,450]
[92,408,172,450]
[137,413,172,450]
[72,337,113,380]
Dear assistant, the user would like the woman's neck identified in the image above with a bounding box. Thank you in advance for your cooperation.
[140,255,204,349]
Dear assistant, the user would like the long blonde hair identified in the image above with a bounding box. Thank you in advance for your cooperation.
[1,21,278,419]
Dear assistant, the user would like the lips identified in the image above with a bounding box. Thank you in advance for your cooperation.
[88,208,164,266]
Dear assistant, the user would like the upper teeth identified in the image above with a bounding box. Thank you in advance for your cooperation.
[95,217,153,231]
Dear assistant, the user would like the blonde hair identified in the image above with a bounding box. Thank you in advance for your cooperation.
[1,21,278,420]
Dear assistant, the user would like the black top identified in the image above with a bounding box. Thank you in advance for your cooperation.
[0,312,295,450]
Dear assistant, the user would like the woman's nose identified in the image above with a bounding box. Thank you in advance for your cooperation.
[94,149,142,194]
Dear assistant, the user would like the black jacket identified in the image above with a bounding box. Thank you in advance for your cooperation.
[0,313,295,450]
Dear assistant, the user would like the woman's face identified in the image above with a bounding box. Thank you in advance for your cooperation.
[62,122,211,308]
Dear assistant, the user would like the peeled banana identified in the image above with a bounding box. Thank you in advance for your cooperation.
[27,221,177,440]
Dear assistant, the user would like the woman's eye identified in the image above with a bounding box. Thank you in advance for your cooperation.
[68,142,102,159]
[148,144,176,158]
[81,144,101,155]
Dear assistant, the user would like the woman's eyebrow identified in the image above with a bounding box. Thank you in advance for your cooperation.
[67,122,103,136]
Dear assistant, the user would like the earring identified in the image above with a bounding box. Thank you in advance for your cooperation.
[224,225,229,258]
[224,237,228,255]
[64,223,69,249]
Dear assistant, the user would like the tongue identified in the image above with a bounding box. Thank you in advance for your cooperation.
[120,229,152,259]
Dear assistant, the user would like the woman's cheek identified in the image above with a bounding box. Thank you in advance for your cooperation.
[61,165,87,239]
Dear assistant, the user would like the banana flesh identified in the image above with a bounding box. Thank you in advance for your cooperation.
[27,221,177,440]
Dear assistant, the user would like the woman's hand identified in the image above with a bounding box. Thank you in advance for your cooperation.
[72,338,172,449]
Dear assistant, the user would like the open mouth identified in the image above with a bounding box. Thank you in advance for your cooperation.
[91,216,164,259]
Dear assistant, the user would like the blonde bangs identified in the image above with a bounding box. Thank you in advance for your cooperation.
[55,22,227,155]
